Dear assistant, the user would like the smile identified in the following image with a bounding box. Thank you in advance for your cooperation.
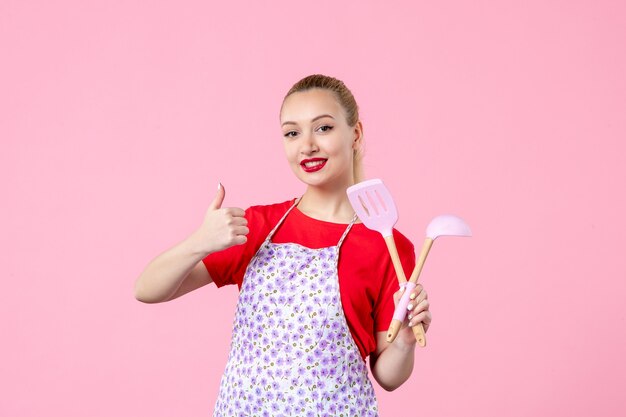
[300,158,328,173]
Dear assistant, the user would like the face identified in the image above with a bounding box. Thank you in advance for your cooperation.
[280,88,362,190]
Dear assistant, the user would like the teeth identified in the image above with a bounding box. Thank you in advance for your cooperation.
[304,160,325,168]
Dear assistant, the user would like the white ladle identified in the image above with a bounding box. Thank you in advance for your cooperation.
[387,215,472,345]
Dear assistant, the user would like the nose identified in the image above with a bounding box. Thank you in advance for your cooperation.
[299,131,319,155]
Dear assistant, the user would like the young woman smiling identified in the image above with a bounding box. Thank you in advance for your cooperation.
[135,74,432,416]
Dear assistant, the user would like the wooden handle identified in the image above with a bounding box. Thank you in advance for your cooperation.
[407,238,432,347]
[386,319,403,343]
[412,322,427,347]
[409,238,434,283]
[384,235,407,285]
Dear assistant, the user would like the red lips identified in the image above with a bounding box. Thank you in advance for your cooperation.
[300,158,328,173]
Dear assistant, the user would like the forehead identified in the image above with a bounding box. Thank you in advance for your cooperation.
[280,88,345,124]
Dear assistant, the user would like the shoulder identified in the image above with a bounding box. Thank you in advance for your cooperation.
[245,199,296,218]
[244,199,296,228]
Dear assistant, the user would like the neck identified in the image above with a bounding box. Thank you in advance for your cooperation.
[298,183,356,223]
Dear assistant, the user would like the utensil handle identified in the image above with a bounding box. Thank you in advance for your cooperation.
[386,319,403,343]
[412,322,427,347]
[384,235,407,285]
[386,282,416,342]
[405,238,432,347]
[409,238,434,283]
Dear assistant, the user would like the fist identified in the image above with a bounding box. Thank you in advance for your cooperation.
[197,183,249,254]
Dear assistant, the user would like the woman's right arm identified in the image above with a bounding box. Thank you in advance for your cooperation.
[134,184,248,303]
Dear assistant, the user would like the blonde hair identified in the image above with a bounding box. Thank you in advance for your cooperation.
[282,74,364,183]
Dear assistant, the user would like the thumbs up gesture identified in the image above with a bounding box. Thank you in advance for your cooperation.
[196,183,249,254]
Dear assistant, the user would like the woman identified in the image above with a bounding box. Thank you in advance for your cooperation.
[135,74,432,416]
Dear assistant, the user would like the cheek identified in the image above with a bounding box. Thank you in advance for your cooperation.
[282,142,298,161]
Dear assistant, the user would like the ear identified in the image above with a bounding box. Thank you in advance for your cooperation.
[352,120,364,150]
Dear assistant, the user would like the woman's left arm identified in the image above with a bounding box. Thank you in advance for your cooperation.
[369,284,432,391]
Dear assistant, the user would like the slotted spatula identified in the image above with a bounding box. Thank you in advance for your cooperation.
[346,179,408,287]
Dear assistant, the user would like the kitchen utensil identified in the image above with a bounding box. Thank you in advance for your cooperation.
[387,214,472,345]
[346,179,407,285]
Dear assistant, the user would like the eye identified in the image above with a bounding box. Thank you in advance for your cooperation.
[283,131,298,138]
[317,125,333,133]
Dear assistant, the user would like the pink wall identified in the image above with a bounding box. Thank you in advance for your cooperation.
[2,1,625,416]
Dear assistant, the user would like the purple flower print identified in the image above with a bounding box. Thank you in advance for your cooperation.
[215,239,379,416]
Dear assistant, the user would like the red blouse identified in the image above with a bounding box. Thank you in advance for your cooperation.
[202,199,415,360]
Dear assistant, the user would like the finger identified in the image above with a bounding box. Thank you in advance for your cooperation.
[393,285,406,303]
[408,284,424,301]
[234,226,249,236]
[209,182,226,210]
[411,299,430,316]
[225,207,246,218]
[229,213,248,225]
[408,310,431,327]
[232,234,247,245]
[407,298,429,319]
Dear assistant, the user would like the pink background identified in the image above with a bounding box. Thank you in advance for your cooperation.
[2,1,625,416]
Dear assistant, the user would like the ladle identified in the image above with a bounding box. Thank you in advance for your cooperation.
[387,215,472,345]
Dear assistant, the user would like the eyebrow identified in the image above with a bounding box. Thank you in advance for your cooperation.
[281,114,335,127]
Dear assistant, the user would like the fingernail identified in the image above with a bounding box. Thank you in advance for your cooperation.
[408,321,414,327]
[408,314,413,320]
[410,293,416,300]
[407,304,413,310]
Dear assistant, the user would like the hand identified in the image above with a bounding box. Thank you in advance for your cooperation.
[392,284,432,346]
[194,183,249,254]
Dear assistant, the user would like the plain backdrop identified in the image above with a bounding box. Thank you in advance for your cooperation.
[2,1,625,416]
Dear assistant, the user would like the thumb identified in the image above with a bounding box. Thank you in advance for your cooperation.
[208,182,225,210]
